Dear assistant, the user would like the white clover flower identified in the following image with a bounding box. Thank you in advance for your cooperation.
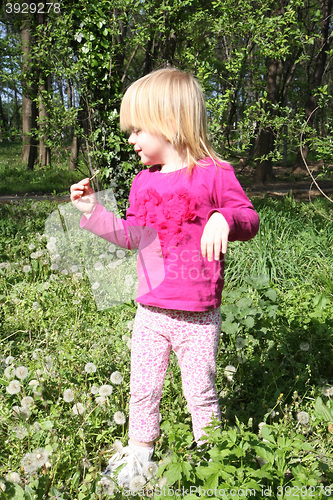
[90,385,99,395]
[32,302,41,311]
[72,402,85,415]
[95,396,107,405]
[297,411,310,425]
[15,366,29,380]
[16,426,28,440]
[97,476,116,495]
[129,475,146,492]
[6,472,21,484]
[113,411,126,425]
[85,362,97,374]
[63,389,74,403]
[5,355,14,365]
[4,366,16,379]
[23,265,32,273]
[300,342,310,351]
[92,281,100,290]
[94,261,104,271]
[21,452,39,475]
[21,396,34,409]
[99,384,113,397]
[116,249,126,259]
[7,380,21,395]
[142,461,158,479]
[224,365,236,382]
[110,371,123,385]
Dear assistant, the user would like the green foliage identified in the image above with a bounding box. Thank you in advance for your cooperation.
[0,195,332,498]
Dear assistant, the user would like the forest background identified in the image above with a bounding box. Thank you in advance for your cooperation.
[1,0,333,203]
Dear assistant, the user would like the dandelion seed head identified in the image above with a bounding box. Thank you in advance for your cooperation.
[97,476,116,495]
[15,366,29,380]
[6,472,21,484]
[108,244,116,253]
[110,371,123,385]
[112,439,123,453]
[90,384,99,395]
[129,475,146,492]
[23,265,32,273]
[21,452,39,475]
[142,461,158,479]
[113,411,126,425]
[4,365,16,379]
[5,355,14,365]
[235,337,246,349]
[72,402,85,415]
[29,243,36,250]
[322,385,333,397]
[34,448,49,466]
[7,380,21,395]
[16,426,28,440]
[99,384,113,397]
[63,389,74,403]
[297,411,310,425]
[92,281,100,290]
[95,396,107,405]
[300,342,310,351]
[84,362,97,374]
[32,302,41,311]
[94,261,104,271]
[126,320,134,331]
[116,249,126,259]
[21,396,34,409]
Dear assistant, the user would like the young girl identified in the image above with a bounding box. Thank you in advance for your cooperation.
[70,67,259,487]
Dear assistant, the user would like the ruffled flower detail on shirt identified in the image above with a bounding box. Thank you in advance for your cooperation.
[135,187,199,253]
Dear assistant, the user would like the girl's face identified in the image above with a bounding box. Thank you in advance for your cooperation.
[128,129,172,166]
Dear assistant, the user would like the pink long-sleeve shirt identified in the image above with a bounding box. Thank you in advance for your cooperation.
[80,158,259,311]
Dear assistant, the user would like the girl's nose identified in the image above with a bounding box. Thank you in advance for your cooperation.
[128,133,135,144]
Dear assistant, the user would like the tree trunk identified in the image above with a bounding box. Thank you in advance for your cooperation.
[255,58,282,183]
[294,0,333,169]
[38,78,51,167]
[21,15,38,168]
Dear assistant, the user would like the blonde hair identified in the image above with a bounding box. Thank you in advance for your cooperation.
[120,67,221,173]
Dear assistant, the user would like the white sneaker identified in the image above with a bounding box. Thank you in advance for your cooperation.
[104,440,154,488]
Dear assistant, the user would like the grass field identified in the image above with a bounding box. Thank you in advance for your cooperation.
[0,149,333,499]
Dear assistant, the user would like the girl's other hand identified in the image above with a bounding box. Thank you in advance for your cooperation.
[70,178,97,217]
[201,212,230,261]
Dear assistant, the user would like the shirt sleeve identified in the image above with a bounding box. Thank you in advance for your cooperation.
[207,163,260,242]
[79,171,144,249]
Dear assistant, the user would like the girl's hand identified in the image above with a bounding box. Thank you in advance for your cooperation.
[70,178,97,217]
[201,212,230,261]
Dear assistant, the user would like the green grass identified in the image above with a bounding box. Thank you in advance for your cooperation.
[0,173,332,497]
[0,142,83,195]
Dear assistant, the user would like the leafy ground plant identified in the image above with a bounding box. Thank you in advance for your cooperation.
[0,196,332,499]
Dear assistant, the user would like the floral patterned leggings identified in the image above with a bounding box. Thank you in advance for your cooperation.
[128,303,221,443]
